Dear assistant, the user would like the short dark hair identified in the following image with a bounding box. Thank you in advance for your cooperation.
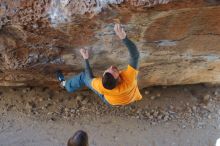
[67,130,88,146]
[102,72,117,90]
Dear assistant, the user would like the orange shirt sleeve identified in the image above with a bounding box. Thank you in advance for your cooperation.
[122,65,139,82]
[91,77,102,93]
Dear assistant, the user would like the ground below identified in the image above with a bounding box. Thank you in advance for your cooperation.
[0,84,220,146]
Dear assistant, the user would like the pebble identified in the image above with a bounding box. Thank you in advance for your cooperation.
[203,94,210,101]
[32,111,39,115]
[197,122,205,129]
[150,96,156,100]
[156,93,161,97]
[47,112,53,115]
[192,106,197,112]
[181,124,186,129]
[49,117,56,121]
[82,98,89,105]
[163,115,169,121]
[64,108,69,113]
[169,105,174,110]
[144,90,150,95]
[164,111,169,116]
[76,95,83,102]
[136,109,142,114]
[145,111,150,117]
[70,108,76,113]
[58,106,64,114]
[6,105,14,111]
[153,111,159,117]
[25,101,36,110]
[157,115,163,120]
[214,91,219,96]
[188,108,192,114]
[32,24,38,29]
[150,122,156,125]
[45,103,52,108]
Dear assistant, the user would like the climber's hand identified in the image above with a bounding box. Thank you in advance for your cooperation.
[114,23,126,40]
[80,48,89,60]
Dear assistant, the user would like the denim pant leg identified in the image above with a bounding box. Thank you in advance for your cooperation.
[65,72,86,93]
[65,72,110,105]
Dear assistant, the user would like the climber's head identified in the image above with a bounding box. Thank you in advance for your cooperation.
[102,65,120,90]
[67,130,88,146]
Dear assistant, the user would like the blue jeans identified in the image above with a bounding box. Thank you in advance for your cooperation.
[65,72,110,105]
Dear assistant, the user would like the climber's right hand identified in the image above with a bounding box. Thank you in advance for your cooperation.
[80,48,89,60]
[114,23,126,40]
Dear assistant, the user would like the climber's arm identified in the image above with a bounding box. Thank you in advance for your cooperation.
[80,48,94,79]
[122,37,140,69]
[114,23,140,69]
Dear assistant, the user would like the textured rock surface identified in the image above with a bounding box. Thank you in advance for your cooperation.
[0,0,220,88]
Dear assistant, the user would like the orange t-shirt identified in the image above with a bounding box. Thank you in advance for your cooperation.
[91,65,142,105]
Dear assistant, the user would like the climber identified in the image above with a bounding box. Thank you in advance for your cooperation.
[56,23,142,106]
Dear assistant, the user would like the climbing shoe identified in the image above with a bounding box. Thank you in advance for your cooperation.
[55,69,66,88]
[56,70,65,82]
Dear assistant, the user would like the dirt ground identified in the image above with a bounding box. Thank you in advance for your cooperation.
[0,84,220,146]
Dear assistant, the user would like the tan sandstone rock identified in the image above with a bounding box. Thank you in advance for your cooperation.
[0,0,219,89]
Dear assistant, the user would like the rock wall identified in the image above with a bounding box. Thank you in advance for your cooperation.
[0,0,220,88]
